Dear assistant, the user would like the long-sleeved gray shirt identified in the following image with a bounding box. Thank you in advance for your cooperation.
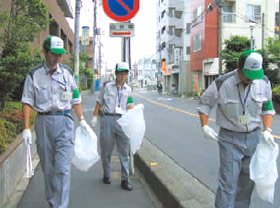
[197,70,275,132]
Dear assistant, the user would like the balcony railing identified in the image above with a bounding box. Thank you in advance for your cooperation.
[246,14,262,23]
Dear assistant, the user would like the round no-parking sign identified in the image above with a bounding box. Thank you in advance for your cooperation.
[102,0,139,22]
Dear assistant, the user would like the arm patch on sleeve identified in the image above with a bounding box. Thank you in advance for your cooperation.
[127,96,134,104]
[72,88,80,99]
[262,100,274,111]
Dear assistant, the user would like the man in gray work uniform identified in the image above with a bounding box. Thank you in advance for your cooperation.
[21,36,90,208]
[197,50,275,208]
[91,62,134,191]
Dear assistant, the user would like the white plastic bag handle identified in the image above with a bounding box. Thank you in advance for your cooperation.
[25,144,34,178]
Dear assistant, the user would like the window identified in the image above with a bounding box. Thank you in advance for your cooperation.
[175,11,183,19]
[175,28,183,37]
[193,34,201,52]
[169,8,174,17]
[186,23,191,34]
[169,44,173,54]
[162,42,166,49]
[161,10,166,19]
[68,40,73,54]
[168,26,174,35]
[186,46,190,55]
[223,5,235,23]
[193,6,202,25]
[247,4,261,22]
[161,26,166,34]
[49,14,59,36]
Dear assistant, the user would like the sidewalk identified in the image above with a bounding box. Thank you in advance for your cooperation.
[17,90,157,208]
[18,157,156,208]
[15,90,215,208]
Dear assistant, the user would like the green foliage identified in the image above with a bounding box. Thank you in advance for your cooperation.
[81,67,93,90]
[0,101,36,154]
[64,53,93,90]
[221,36,250,73]
[0,0,47,110]
[261,38,280,87]
[273,85,280,102]
[0,118,16,154]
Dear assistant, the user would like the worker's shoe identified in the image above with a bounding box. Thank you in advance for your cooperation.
[121,180,133,191]
[103,176,111,184]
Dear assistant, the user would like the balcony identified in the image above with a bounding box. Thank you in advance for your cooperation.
[57,0,73,18]
[168,17,184,28]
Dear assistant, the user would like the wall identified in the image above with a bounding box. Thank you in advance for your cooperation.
[0,0,74,62]
[0,133,37,208]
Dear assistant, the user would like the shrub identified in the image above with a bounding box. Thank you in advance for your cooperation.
[273,85,280,102]
[0,101,36,154]
[0,118,16,154]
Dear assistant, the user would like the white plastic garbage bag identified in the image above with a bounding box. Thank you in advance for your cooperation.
[117,104,145,155]
[250,136,279,203]
[25,144,34,179]
[72,125,100,172]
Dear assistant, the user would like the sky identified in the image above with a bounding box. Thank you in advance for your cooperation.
[68,0,157,69]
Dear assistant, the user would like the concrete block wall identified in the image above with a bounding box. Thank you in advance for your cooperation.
[0,132,37,208]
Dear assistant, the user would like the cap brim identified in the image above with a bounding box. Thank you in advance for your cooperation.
[116,68,129,72]
[243,68,264,80]
[50,48,68,54]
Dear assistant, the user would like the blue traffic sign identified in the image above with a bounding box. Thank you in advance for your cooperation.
[102,0,139,22]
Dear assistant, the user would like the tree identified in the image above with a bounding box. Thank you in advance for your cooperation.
[260,37,280,87]
[65,53,94,90]
[220,35,250,73]
[0,0,47,110]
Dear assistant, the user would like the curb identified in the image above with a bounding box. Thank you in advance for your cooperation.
[135,139,215,208]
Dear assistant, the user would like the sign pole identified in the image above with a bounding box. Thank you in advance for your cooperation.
[74,0,81,87]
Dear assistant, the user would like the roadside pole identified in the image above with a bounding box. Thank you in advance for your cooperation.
[74,0,81,87]
[92,0,97,93]
[216,0,224,75]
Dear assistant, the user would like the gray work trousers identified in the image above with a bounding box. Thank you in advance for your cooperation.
[100,115,130,181]
[215,128,260,208]
[35,114,74,208]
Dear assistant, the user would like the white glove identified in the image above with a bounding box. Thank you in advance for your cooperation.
[22,129,32,145]
[202,125,218,141]
[91,117,98,128]
[80,119,90,130]
[262,130,275,144]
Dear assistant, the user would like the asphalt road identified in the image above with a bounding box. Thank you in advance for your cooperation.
[134,89,280,208]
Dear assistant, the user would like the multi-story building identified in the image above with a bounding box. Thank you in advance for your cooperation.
[136,56,157,88]
[1,0,74,61]
[190,0,275,94]
[157,0,185,94]
[181,0,192,96]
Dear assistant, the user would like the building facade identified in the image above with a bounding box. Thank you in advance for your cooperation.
[156,0,276,96]
[190,0,275,94]
[157,0,185,94]
[0,0,74,61]
[136,56,157,88]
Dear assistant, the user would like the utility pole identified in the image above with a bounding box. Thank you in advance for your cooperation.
[215,0,224,75]
[92,0,97,92]
[262,13,265,49]
[74,0,81,86]
[159,32,162,83]
[128,36,132,84]
[249,22,255,50]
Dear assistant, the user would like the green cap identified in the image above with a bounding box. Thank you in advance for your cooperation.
[43,36,68,54]
[239,50,264,80]
[116,62,129,72]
